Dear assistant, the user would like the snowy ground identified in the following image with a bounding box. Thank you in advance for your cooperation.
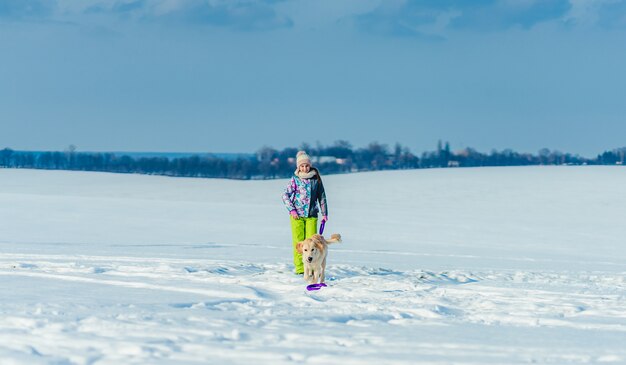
[1,166,625,364]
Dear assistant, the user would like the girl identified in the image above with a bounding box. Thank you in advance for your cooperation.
[281,151,328,274]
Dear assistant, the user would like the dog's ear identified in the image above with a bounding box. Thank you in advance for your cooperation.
[296,242,303,254]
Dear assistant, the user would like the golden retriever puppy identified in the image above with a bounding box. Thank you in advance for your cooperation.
[296,233,341,285]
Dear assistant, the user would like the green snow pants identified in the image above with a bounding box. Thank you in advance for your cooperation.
[290,216,318,274]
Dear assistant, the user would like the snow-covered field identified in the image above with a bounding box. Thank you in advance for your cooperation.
[1,166,625,364]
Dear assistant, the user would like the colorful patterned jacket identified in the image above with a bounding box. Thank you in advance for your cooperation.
[281,174,328,218]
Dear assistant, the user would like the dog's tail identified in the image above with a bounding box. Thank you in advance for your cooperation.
[326,233,342,244]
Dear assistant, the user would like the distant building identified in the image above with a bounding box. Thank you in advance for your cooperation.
[316,156,339,164]
[289,156,341,165]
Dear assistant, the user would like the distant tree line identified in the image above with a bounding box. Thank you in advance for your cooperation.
[1,141,624,180]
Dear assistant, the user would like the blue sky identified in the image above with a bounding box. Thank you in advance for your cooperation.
[1,0,625,156]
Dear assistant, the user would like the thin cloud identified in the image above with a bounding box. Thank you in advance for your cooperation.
[597,0,626,27]
[150,0,293,31]
[352,0,573,38]
[5,0,626,34]
[449,0,572,30]
[0,0,56,20]
[562,0,626,29]
[81,0,292,31]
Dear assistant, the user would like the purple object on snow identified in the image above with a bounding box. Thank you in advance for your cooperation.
[319,220,326,235]
[306,283,328,291]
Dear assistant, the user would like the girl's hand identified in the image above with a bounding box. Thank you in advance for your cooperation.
[290,210,299,219]
[322,215,328,222]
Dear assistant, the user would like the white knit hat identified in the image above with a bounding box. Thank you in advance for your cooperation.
[296,150,311,167]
